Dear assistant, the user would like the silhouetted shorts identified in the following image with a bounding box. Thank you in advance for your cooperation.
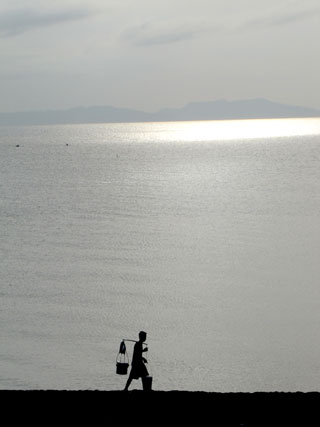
[130,362,149,379]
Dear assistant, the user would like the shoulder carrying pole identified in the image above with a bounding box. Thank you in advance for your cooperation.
[123,339,148,345]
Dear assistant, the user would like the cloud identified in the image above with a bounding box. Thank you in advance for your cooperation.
[0,7,92,38]
[269,8,320,27]
[121,21,211,47]
[242,7,320,31]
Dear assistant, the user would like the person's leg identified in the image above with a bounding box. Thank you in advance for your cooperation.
[124,373,133,391]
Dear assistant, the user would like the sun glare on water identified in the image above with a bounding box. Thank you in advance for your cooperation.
[154,118,320,142]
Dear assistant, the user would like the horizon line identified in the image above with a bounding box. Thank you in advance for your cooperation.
[1,97,320,115]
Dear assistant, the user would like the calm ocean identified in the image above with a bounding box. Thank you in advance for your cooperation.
[1,119,320,391]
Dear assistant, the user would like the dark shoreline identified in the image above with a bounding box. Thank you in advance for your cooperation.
[2,390,319,425]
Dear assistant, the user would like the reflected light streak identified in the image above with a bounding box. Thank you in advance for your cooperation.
[155,118,320,142]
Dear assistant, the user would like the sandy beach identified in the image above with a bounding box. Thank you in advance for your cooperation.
[2,390,319,425]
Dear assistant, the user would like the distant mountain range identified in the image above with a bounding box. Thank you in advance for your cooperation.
[0,98,319,126]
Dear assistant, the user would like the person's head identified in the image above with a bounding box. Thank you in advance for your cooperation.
[139,331,147,342]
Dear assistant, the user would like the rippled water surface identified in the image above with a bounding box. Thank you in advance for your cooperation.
[1,119,320,391]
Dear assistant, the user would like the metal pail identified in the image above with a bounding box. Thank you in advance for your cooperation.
[116,362,129,375]
[142,375,152,391]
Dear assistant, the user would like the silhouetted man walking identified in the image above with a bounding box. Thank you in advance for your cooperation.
[124,331,149,391]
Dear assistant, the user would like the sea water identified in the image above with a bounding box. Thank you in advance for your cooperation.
[1,119,320,391]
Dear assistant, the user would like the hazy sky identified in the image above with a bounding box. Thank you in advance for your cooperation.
[1,0,319,113]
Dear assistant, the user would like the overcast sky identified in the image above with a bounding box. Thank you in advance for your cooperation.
[1,0,319,113]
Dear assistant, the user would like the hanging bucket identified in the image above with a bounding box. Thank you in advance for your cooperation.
[142,375,152,391]
[116,340,130,375]
[116,362,129,375]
